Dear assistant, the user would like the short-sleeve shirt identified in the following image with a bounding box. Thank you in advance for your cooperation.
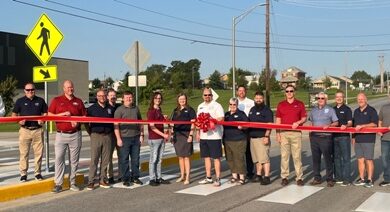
[379,103,390,141]
[309,105,338,126]
[353,105,378,143]
[87,103,114,134]
[13,96,48,128]
[333,104,353,137]
[114,105,142,137]
[223,109,248,141]
[248,104,274,138]
[238,97,254,116]
[171,106,196,133]
[276,99,307,124]
[197,101,224,140]
[147,107,165,140]
[48,95,86,132]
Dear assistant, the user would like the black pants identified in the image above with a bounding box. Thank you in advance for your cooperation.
[309,134,334,181]
[245,137,254,177]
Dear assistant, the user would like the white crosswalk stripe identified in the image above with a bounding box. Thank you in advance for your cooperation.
[355,192,390,212]
[112,174,178,189]
[175,179,236,196]
[257,185,324,205]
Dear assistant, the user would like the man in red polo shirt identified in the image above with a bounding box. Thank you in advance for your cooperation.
[48,80,86,193]
[276,85,307,186]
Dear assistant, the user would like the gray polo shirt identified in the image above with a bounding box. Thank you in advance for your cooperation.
[309,105,338,126]
[114,104,142,137]
[379,103,390,141]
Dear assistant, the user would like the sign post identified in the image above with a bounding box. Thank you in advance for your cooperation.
[26,13,63,173]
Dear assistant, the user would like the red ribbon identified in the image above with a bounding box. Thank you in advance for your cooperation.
[0,114,388,134]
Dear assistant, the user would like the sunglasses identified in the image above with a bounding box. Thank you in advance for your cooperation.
[317,97,325,100]
[25,89,35,92]
[285,90,294,93]
[203,94,212,97]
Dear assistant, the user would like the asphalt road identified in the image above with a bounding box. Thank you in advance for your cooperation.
[1,97,390,212]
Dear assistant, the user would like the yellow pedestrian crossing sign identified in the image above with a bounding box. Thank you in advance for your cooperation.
[25,13,64,65]
[33,65,58,83]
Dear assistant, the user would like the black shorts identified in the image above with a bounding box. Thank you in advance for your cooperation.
[200,139,222,159]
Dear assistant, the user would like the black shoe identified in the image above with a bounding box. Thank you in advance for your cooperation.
[158,178,171,184]
[379,181,390,187]
[117,177,122,182]
[261,176,271,185]
[123,181,131,187]
[35,174,44,181]
[149,180,160,186]
[20,175,27,182]
[252,175,263,183]
[108,177,115,184]
[52,185,62,193]
[133,178,143,185]
[281,178,289,186]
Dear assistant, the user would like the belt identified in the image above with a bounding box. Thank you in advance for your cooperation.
[92,131,112,135]
[57,130,78,134]
[22,126,42,130]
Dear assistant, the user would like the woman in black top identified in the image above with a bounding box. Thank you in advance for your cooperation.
[170,93,196,185]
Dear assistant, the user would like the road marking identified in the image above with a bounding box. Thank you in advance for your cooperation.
[0,157,16,163]
[175,179,235,196]
[257,185,324,205]
[355,192,390,212]
[112,174,177,189]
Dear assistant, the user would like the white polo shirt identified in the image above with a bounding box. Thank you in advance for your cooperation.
[238,97,254,116]
[197,101,224,140]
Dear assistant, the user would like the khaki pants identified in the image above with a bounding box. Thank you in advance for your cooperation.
[225,140,247,175]
[280,131,303,180]
[19,127,43,176]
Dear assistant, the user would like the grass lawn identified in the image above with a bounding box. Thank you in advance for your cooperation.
[0,89,387,132]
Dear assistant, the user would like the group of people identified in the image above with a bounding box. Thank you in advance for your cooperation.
[8,80,390,194]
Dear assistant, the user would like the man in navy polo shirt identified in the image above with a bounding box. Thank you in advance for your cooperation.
[85,89,114,190]
[12,83,48,182]
[353,93,378,188]
[248,91,273,185]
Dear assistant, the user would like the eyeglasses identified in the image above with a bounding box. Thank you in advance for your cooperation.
[25,89,35,92]
[203,94,212,97]
[285,90,294,93]
[317,97,325,100]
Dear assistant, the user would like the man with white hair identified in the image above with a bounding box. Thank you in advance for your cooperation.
[309,92,338,187]
[352,92,378,188]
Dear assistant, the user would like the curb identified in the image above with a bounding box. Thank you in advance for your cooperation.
[0,174,84,202]
[0,151,201,202]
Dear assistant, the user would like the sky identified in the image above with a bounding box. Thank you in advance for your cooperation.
[2,0,390,81]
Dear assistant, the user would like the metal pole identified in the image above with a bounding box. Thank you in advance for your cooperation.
[345,51,348,104]
[44,81,49,173]
[232,17,236,97]
[135,41,139,106]
[265,0,270,106]
[192,66,195,90]
[387,71,389,95]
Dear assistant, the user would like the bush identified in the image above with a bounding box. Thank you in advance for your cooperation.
[0,76,18,115]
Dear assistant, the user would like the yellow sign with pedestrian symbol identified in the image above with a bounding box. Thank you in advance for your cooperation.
[25,13,64,65]
[33,65,58,83]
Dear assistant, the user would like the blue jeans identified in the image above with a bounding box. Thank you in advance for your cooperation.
[119,136,141,182]
[333,136,351,182]
[148,139,165,181]
[381,140,390,182]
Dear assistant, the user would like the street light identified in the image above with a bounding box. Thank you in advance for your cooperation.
[232,2,267,97]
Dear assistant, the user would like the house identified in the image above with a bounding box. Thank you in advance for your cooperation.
[280,66,306,88]
[312,75,353,90]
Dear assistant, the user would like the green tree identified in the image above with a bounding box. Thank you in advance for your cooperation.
[0,76,18,115]
[117,72,132,94]
[351,70,373,87]
[374,72,388,85]
[297,76,312,90]
[91,78,102,89]
[227,67,251,89]
[258,69,280,91]
[168,59,201,92]
[208,70,224,89]
[249,81,259,91]
[105,77,114,88]
[323,76,332,89]
[139,64,168,101]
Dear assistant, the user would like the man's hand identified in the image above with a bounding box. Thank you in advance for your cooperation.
[292,122,299,129]
[62,111,71,116]
[340,125,347,130]
[355,125,363,131]
[117,138,123,147]
[187,136,193,143]
[37,120,44,125]
[263,137,269,145]
[323,125,330,130]
[140,135,144,144]
[19,120,26,125]
[71,122,78,128]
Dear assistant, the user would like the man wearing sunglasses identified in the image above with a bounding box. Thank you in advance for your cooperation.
[12,83,48,182]
[276,85,307,186]
[196,87,224,186]
[308,92,338,187]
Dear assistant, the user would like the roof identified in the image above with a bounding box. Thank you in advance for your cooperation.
[280,76,298,82]
[282,66,306,74]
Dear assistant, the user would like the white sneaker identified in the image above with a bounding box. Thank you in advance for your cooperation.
[198,178,213,184]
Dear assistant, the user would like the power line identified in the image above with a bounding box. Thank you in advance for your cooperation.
[277,0,390,10]
[12,0,390,53]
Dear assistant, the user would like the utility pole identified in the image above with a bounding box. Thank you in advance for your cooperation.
[265,0,270,106]
[379,55,384,93]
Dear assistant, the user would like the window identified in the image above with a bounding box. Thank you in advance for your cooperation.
[8,46,15,65]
